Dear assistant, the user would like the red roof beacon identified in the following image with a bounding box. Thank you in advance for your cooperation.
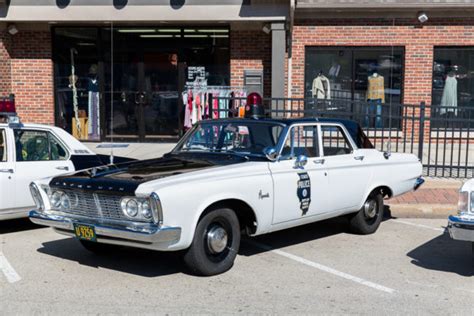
[244,92,264,119]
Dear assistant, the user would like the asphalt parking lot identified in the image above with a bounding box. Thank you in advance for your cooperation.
[0,216,472,315]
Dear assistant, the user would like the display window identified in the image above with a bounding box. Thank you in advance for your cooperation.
[304,47,404,129]
[53,27,230,141]
[432,47,474,129]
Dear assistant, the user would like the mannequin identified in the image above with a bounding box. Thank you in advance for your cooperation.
[312,71,331,100]
[440,71,458,116]
[87,64,100,140]
[366,71,385,128]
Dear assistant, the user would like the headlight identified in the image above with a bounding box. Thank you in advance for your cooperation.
[60,193,70,210]
[470,192,474,214]
[458,191,469,214]
[50,191,63,209]
[120,196,159,222]
[125,199,139,217]
[141,200,152,219]
[29,183,44,211]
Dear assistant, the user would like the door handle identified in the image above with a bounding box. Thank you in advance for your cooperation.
[354,155,365,161]
[313,158,325,165]
[56,166,69,171]
[0,168,14,173]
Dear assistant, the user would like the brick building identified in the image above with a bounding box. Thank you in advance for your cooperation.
[0,0,473,142]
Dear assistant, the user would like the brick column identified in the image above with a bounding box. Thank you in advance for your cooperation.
[0,31,12,96]
[10,31,54,125]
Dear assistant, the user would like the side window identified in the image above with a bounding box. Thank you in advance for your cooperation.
[14,130,68,161]
[281,125,319,158]
[49,134,68,161]
[321,125,353,156]
[0,129,6,162]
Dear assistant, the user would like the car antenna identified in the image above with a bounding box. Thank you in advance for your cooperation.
[384,18,395,160]
[109,21,114,165]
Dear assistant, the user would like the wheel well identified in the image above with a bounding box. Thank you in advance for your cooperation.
[370,186,393,199]
[200,199,258,235]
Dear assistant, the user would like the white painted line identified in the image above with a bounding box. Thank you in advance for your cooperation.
[247,240,395,294]
[0,251,21,283]
[391,219,445,232]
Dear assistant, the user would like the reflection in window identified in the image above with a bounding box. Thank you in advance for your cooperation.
[321,125,352,157]
[281,125,319,158]
[432,47,474,129]
[304,47,404,129]
[0,129,6,162]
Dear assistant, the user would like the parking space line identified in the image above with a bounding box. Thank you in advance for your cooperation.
[391,219,445,233]
[0,251,21,283]
[246,240,395,294]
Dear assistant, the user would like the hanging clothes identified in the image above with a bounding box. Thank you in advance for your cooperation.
[440,75,457,114]
[312,75,331,100]
[367,74,385,103]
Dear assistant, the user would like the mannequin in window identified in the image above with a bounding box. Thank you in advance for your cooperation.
[87,64,100,140]
[440,71,458,117]
[312,70,331,101]
[365,71,385,128]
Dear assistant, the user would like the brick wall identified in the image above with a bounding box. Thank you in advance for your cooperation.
[291,18,474,140]
[9,31,54,125]
[0,31,12,96]
[230,30,272,97]
[291,18,474,104]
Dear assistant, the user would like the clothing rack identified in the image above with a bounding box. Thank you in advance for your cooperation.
[182,85,247,128]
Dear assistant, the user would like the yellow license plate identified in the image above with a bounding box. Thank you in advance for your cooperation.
[73,223,97,242]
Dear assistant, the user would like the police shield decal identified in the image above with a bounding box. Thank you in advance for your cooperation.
[297,172,311,215]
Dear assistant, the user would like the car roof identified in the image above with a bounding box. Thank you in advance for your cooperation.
[201,117,360,128]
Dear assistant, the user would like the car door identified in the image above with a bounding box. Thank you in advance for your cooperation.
[0,127,16,214]
[12,128,74,211]
[320,124,369,212]
[269,123,329,224]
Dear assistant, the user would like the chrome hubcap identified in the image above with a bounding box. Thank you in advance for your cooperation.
[363,200,377,219]
[206,226,228,254]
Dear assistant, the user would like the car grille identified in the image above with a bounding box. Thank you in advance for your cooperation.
[59,189,128,221]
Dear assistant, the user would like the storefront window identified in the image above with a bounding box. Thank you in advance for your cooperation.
[305,47,404,129]
[53,27,230,141]
[432,47,474,129]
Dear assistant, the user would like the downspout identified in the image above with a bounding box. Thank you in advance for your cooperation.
[287,0,295,99]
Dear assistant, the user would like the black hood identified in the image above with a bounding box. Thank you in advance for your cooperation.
[50,153,249,194]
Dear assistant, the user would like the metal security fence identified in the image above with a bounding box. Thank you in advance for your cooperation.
[210,95,474,178]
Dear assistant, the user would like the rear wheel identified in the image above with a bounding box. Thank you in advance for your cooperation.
[348,193,384,234]
[184,208,240,276]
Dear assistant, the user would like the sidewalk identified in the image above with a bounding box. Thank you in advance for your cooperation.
[84,142,463,219]
[386,178,462,219]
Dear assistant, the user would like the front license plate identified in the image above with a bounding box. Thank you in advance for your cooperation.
[73,223,97,242]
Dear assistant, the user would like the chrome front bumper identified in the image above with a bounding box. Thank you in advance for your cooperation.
[447,215,474,242]
[29,210,181,251]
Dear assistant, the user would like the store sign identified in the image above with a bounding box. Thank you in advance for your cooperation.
[187,66,206,82]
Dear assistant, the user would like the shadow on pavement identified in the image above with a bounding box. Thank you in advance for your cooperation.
[37,238,185,277]
[0,218,45,234]
[36,211,391,277]
[407,233,473,277]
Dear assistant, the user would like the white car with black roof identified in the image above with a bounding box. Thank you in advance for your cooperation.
[29,97,424,275]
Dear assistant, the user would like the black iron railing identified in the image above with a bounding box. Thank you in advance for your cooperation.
[210,95,473,178]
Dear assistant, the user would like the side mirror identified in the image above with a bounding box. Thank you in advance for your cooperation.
[263,147,279,161]
[294,155,308,169]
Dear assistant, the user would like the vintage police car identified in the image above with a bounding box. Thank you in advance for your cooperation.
[29,111,424,275]
[0,109,131,220]
[448,179,474,249]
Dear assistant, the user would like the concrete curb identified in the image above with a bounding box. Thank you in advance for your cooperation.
[386,203,456,219]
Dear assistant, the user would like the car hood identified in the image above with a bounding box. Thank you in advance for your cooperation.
[49,153,250,193]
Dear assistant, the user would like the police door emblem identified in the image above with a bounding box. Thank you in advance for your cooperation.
[297,172,311,215]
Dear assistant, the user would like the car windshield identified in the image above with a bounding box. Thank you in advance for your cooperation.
[174,121,284,157]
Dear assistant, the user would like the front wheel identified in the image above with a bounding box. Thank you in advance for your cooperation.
[184,208,241,276]
[348,193,384,235]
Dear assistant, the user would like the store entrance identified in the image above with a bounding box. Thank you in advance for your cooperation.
[107,49,181,141]
[53,26,230,142]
